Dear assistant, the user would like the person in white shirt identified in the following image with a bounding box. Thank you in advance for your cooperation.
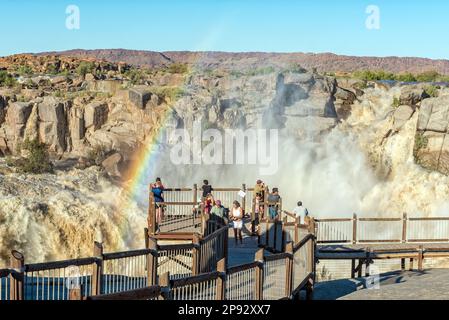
[292,201,308,225]
[230,200,244,245]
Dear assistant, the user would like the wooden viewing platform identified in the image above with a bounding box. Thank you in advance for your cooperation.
[3,184,449,300]
[0,183,315,301]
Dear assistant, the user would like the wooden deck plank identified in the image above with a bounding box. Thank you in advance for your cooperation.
[227,217,266,267]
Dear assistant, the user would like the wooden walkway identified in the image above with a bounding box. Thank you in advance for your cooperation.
[227,216,264,266]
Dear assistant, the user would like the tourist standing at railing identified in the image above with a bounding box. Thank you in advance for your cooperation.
[253,179,265,198]
[201,180,213,198]
[204,193,214,214]
[267,188,281,220]
[151,177,165,232]
[292,201,309,225]
[230,200,244,245]
[210,199,227,225]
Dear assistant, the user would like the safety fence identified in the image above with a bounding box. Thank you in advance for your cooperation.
[88,233,316,300]
[314,214,449,282]
[315,214,449,244]
[148,184,267,236]
[0,224,228,300]
[258,211,312,253]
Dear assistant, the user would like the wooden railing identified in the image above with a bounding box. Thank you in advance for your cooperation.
[315,213,449,244]
[258,211,312,253]
[0,268,11,300]
[155,184,254,213]
[88,285,162,300]
[0,222,228,300]
[88,233,316,300]
[148,184,273,236]
[0,185,316,300]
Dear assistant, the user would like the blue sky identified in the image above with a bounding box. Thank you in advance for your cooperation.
[0,0,448,59]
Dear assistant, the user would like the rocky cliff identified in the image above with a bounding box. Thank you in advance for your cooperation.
[40,49,449,75]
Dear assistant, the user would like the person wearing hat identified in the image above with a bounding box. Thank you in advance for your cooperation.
[253,179,265,198]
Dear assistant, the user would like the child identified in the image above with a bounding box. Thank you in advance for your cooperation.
[204,193,214,214]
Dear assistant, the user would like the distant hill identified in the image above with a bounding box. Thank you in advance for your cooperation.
[36,49,449,75]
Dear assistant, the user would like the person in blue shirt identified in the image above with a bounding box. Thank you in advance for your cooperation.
[151,177,165,232]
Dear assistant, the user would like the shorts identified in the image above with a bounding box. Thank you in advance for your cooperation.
[155,202,164,209]
[269,207,277,220]
[233,220,243,229]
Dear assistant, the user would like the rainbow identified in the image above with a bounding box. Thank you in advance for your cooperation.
[116,25,228,228]
[117,60,195,217]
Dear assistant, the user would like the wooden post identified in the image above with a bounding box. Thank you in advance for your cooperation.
[193,184,199,230]
[308,236,315,275]
[69,285,83,300]
[224,226,229,268]
[144,227,150,249]
[263,186,269,220]
[255,248,264,300]
[272,221,278,251]
[357,259,363,278]
[294,222,299,245]
[9,250,24,301]
[193,183,198,204]
[282,217,288,251]
[159,272,170,300]
[351,259,356,278]
[278,197,282,216]
[312,234,317,284]
[418,245,424,271]
[242,183,246,215]
[146,236,158,286]
[402,212,407,243]
[305,278,314,300]
[216,258,226,300]
[251,197,257,235]
[308,218,316,235]
[365,249,371,277]
[192,234,201,275]
[201,211,210,236]
[352,213,358,244]
[91,241,103,296]
[401,213,407,270]
[285,242,293,298]
[148,191,156,234]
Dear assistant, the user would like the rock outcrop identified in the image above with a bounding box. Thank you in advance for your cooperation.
[2,54,449,178]
[415,95,449,174]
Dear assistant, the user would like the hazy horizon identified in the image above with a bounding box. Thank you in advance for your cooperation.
[1,0,448,59]
[4,48,449,62]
